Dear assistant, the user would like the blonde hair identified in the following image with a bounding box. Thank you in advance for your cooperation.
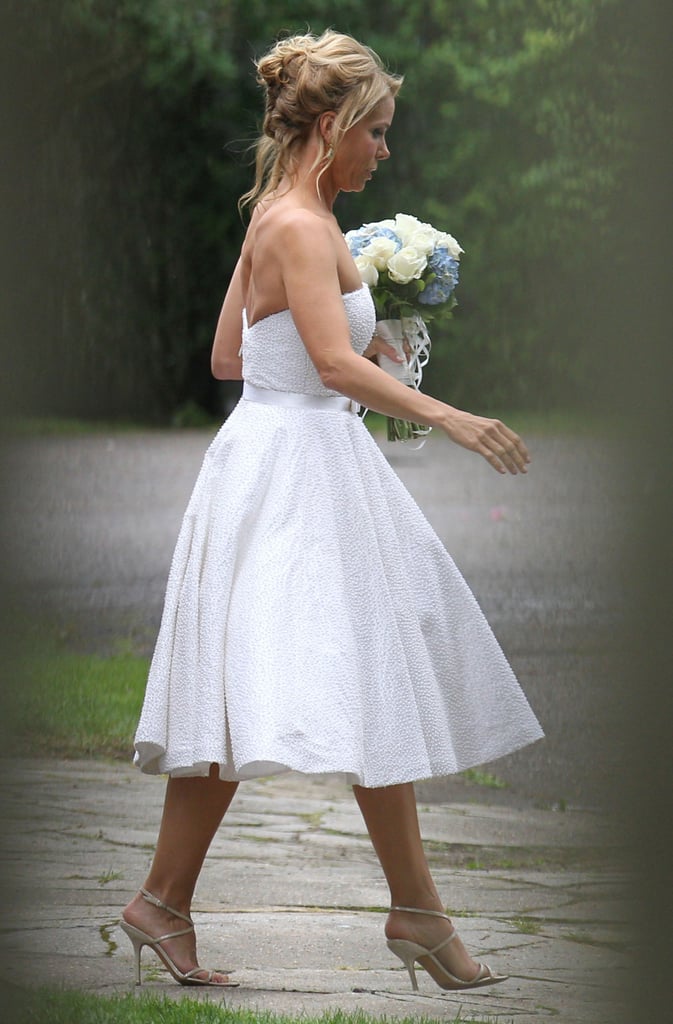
[239,29,402,211]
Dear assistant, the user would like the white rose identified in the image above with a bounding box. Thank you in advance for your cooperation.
[405,225,438,257]
[387,246,427,284]
[393,213,422,244]
[435,232,464,259]
[361,236,399,270]
[354,254,379,287]
[359,219,396,239]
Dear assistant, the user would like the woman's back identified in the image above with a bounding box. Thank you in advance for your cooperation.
[241,196,362,329]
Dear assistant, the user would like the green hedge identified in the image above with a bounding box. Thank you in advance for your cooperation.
[3,0,642,419]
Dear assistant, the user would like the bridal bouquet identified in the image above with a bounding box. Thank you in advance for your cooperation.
[346,213,462,442]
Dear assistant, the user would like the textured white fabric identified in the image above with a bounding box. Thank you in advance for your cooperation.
[134,285,543,785]
[242,381,358,413]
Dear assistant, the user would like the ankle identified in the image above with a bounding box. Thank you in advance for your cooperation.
[123,889,195,936]
[138,884,193,919]
[386,903,455,943]
[388,891,444,915]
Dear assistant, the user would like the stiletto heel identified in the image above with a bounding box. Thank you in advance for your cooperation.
[386,938,422,991]
[120,887,238,987]
[131,933,142,986]
[120,922,144,985]
[387,906,507,992]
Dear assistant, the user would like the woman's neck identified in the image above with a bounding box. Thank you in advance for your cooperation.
[290,140,339,211]
[269,176,335,217]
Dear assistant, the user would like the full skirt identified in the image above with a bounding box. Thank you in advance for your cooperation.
[134,400,543,786]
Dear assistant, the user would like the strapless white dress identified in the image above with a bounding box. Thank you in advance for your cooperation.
[134,285,543,785]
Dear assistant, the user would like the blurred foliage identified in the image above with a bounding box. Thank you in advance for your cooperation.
[1,0,643,418]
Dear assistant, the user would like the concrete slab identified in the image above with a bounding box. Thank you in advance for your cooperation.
[0,758,631,1023]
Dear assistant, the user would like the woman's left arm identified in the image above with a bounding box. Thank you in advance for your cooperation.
[211,259,245,381]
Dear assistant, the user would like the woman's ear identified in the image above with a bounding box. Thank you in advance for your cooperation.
[318,110,336,145]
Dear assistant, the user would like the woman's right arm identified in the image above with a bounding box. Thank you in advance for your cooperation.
[282,215,530,477]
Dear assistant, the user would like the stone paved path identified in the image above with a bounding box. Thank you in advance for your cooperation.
[1,759,630,1023]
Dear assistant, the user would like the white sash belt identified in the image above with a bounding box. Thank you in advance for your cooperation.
[242,381,359,414]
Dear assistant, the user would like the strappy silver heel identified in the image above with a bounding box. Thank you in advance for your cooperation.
[386,905,507,992]
[120,887,238,987]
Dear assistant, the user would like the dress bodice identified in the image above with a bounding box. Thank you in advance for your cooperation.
[241,284,376,397]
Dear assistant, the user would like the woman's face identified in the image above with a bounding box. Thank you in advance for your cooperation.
[331,94,395,193]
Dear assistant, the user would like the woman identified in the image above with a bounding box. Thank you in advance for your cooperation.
[121,29,543,992]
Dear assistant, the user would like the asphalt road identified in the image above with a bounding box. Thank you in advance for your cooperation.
[2,424,628,812]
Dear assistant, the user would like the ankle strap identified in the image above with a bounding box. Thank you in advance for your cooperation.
[139,887,192,924]
[390,905,451,921]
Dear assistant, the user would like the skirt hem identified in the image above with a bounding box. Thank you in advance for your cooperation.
[133,731,544,788]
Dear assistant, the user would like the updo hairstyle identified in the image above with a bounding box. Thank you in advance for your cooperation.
[240,30,402,209]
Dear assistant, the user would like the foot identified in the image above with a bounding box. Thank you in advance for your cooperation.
[385,905,486,987]
[122,890,233,985]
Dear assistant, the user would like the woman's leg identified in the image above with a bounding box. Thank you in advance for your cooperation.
[122,765,238,982]
[353,782,482,982]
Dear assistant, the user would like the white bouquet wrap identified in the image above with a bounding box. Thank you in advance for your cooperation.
[345,213,462,443]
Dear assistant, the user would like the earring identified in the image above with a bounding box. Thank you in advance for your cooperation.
[326,145,333,160]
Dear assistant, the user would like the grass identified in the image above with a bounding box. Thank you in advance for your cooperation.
[363,407,624,439]
[97,868,124,886]
[511,916,543,936]
[2,415,151,436]
[0,632,513,782]
[2,644,148,759]
[1,989,504,1024]
[424,838,608,872]
[0,637,517,801]
[459,769,507,790]
[299,810,326,828]
[4,406,622,441]
[480,408,625,437]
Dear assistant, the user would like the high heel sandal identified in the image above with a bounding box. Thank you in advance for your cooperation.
[120,887,239,987]
[386,906,507,992]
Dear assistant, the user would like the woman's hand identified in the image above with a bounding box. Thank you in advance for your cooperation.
[443,410,531,475]
[362,331,409,363]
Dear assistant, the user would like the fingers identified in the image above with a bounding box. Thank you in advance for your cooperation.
[378,340,404,363]
[502,422,531,466]
[443,410,531,475]
[363,336,404,363]
[480,421,530,475]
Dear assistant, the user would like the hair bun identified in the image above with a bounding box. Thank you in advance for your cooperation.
[257,36,315,97]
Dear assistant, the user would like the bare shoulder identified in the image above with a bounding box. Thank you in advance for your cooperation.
[249,204,339,301]
[242,201,320,269]
[242,200,342,323]
[242,204,335,283]
[260,204,334,255]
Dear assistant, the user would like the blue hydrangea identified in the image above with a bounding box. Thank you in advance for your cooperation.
[344,232,370,256]
[369,227,403,246]
[346,225,402,257]
[418,248,460,306]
